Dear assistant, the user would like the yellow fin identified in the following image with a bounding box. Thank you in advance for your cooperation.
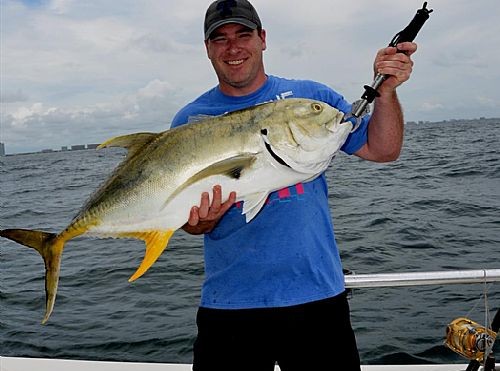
[123,230,175,282]
[97,132,157,157]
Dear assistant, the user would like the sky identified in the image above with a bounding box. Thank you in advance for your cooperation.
[1,0,499,154]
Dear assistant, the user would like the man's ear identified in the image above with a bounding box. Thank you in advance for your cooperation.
[204,40,210,58]
[260,29,267,51]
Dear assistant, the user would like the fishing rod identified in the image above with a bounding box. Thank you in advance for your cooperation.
[346,2,433,131]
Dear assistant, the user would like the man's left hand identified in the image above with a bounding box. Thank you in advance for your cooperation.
[374,41,417,96]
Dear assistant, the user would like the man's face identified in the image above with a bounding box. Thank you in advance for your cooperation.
[205,23,267,94]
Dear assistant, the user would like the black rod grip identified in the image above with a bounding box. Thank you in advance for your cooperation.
[389,2,433,47]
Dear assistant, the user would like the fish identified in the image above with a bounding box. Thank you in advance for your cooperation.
[0,98,353,324]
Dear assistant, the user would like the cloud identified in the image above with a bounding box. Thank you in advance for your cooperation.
[476,96,499,108]
[49,0,73,14]
[127,32,199,55]
[1,79,182,153]
[420,102,444,112]
[2,0,500,154]
[1,89,29,103]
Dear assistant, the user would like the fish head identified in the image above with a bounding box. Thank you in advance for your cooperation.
[260,99,353,174]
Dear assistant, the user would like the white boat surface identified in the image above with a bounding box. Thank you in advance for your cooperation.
[2,269,499,371]
[1,356,498,371]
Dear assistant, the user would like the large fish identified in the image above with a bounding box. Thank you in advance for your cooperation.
[0,98,352,323]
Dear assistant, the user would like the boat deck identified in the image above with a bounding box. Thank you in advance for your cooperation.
[1,357,498,371]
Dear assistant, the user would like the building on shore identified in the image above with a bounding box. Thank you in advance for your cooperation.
[70,145,85,151]
[0,142,5,156]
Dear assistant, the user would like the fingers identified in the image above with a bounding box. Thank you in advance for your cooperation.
[396,41,417,56]
[188,186,236,226]
[188,206,200,226]
[197,191,210,218]
[376,42,417,57]
[220,191,237,214]
[210,185,222,214]
[374,42,417,90]
[376,59,413,81]
[376,48,413,72]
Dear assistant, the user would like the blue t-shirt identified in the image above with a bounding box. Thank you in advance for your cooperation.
[171,75,369,309]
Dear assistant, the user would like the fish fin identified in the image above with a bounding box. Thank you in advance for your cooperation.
[192,154,256,181]
[242,192,269,223]
[0,228,67,324]
[163,154,256,210]
[97,132,157,157]
[124,230,175,282]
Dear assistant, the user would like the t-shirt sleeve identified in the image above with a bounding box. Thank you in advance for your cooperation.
[170,107,191,128]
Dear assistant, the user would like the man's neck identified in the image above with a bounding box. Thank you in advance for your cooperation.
[218,73,268,97]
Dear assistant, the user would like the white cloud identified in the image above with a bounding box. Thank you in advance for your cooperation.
[48,0,73,15]
[1,89,29,103]
[421,102,444,112]
[476,96,499,108]
[1,79,182,153]
[136,79,173,99]
[2,0,500,154]
[10,103,48,126]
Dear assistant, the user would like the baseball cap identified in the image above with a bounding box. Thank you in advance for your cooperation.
[204,0,262,40]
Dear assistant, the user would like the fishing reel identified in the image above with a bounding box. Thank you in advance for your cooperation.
[445,308,499,371]
[445,317,497,362]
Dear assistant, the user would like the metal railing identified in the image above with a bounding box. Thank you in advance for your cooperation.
[344,269,500,288]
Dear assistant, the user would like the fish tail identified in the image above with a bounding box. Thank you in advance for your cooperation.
[0,228,65,324]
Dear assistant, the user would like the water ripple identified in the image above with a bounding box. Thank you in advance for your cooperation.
[1,120,499,364]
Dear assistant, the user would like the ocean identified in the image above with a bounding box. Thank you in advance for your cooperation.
[1,118,499,365]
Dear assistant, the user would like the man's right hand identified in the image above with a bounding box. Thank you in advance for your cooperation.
[182,185,237,235]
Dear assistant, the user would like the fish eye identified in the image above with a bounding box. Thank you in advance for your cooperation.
[311,103,323,112]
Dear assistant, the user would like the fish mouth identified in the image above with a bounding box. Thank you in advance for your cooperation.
[326,116,351,132]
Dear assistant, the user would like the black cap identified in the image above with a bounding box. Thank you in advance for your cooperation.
[204,0,262,40]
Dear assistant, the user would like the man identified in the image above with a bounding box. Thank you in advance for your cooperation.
[171,1,417,370]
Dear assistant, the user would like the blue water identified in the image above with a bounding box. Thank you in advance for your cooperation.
[1,119,499,364]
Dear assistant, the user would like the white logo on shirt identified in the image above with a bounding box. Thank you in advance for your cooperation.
[276,91,294,100]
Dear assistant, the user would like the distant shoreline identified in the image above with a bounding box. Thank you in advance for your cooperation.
[405,116,499,126]
[1,146,103,157]
[2,117,499,156]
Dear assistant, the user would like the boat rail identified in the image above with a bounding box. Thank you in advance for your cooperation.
[2,269,499,371]
[344,269,500,288]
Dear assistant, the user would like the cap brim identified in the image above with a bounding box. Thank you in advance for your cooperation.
[205,18,258,40]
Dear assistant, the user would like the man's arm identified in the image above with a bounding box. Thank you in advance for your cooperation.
[182,185,236,235]
[355,42,417,163]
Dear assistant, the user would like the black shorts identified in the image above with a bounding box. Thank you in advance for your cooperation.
[192,291,360,371]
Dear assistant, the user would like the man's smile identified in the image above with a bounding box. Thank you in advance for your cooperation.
[226,59,245,66]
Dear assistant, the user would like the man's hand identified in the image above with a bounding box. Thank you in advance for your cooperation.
[182,185,237,235]
[374,41,417,96]
[355,42,417,163]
